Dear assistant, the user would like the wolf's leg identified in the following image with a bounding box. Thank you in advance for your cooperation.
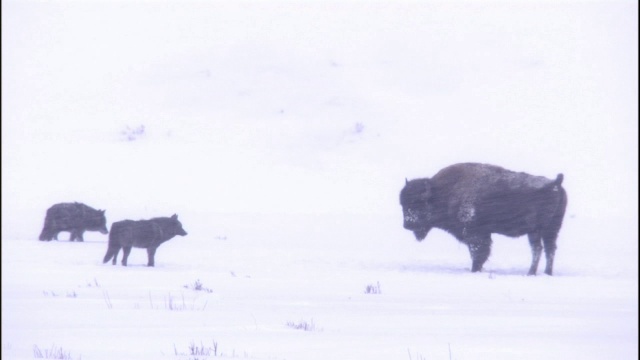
[147,247,157,267]
[111,247,121,265]
[122,246,132,266]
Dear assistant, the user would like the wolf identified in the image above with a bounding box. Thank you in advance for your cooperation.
[39,202,108,241]
[103,214,187,266]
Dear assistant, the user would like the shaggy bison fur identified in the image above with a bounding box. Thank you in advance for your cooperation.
[400,163,567,275]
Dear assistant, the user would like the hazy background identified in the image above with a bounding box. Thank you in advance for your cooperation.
[2,0,638,238]
[1,3,637,359]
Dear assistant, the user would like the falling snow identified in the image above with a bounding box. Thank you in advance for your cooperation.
[2,1,637,359]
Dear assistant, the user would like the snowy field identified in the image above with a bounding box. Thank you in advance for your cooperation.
[2,1,638,359]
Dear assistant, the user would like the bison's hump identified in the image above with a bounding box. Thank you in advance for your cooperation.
[438,163,554,193]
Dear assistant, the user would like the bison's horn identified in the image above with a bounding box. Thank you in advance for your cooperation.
[405,178,409,185]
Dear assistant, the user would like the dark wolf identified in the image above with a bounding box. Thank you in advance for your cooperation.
[103,214,187,267]
[39,202,108,241]
[399,163,567,275]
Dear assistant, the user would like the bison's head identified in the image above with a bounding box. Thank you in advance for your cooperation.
[400,178,433,241]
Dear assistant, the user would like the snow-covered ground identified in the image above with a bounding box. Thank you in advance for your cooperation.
[2,1,638,359]
[1,213,638,360]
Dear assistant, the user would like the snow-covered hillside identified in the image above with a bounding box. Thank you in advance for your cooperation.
[2,1,637,359]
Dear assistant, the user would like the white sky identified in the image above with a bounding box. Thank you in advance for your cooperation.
[2,1,638,235]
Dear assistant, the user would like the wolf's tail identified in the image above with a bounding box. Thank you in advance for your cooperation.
[103,231,119,263]
[103,246,117,263]
[39,217,51,241]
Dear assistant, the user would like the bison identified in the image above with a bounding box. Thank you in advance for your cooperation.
[103,214,187,267]
[399,163,567,275]
[39,202,108,241]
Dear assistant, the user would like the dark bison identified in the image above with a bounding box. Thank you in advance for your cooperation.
[399,163,567,275]
[103,214,187,267]
[39,202,108,241]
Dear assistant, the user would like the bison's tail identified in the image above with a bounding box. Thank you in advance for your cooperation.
[541,173,564,192]
[555,173,564,186]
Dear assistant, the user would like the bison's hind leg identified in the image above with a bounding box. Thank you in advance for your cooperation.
[527,232,543,275]
[542,234,558,276]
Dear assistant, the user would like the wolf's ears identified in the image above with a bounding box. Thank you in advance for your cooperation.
[171,214,178,220]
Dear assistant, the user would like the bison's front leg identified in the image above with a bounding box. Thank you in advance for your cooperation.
[467,235,492,272]
[146,247,156,267]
